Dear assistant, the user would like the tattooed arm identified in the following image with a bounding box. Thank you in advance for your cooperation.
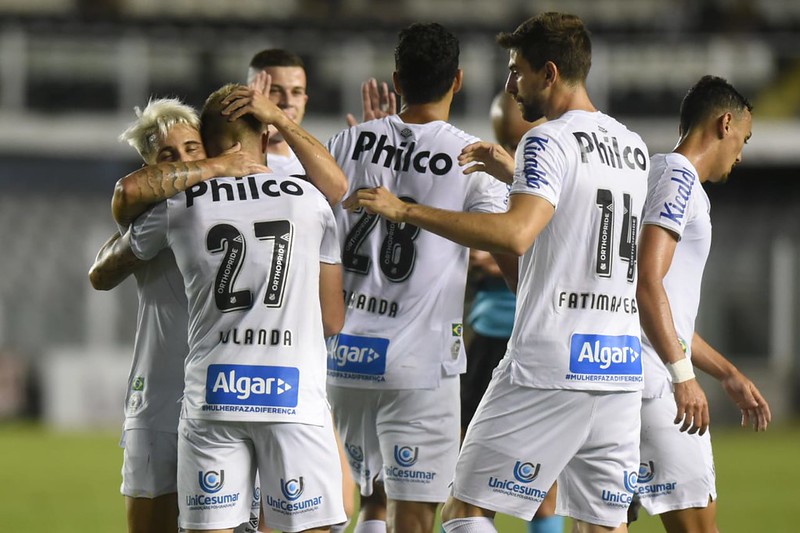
[111,151,267,226]
[88,230,142,290]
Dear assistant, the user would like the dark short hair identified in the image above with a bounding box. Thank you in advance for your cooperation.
[249,48,305,70]
[497,12,591,84]
[394,23,459,105]
[679,75,753,136]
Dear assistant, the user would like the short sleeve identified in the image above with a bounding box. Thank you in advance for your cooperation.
[129,202,169,261]
[318,202,342,265]
[642,163,699,240]
[464,168,510,214]
[509,128,567,208]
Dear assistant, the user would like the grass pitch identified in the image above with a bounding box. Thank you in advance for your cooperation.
[1,421,796,532]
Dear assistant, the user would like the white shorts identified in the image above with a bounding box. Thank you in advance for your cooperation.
[328,375,460,503]
[177,416,346,532]
[637,395,716,515]
[120,429,178,498]
[451,359,641,528]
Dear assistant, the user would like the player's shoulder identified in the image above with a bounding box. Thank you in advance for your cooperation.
[648,152,696,181]
[434,120,481,146]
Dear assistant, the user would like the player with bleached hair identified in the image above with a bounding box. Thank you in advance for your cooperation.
[128,81,347,533]
[632,74,771,532]
[90,97,266,533]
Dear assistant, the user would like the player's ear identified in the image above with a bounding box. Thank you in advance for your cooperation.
[544,61,557,86]
[718,112,732,139]
[452,69,463,95]
[392,71,402,97]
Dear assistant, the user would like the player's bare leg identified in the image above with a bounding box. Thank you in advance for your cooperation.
[659,498,718,533]
[573,520,628,532]
[387,499,438,533]
[126,493,178,533]
[358,482,388,523]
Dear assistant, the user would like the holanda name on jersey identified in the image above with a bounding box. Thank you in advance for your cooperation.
[351,131,453,175]
[205,364,299,407]
[185,176,304,207]
[573,130,647,171]
[659,166,697,224]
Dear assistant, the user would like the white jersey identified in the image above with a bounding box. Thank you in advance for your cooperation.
[267,147,304,177]
[641,153,711,398]
[507,110,649,392]
[326,115,508,389]
[123,247,187,433]
[129,173,341,425]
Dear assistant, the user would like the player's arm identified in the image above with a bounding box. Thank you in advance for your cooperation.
[225,72,349,206]
[319,262,345,337]
[491,252,519,294]
[344,189,553,256]
[691,333,771,431]
[112,151,268,226]
[637,223,710,435]
[458,142,516,184]
[88,229,143,290]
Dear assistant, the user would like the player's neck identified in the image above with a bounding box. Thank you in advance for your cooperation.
[267,140,291,158]
[546,85,596,120]
[674,132,716,183]
[398,93,453,124]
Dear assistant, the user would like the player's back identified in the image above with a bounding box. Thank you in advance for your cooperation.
[132,173,339,426]
[327,115,508,389]
[507,110,649,392]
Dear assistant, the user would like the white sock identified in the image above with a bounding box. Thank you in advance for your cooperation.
[442,517,497,533]
[354,519,387,533]
[331,520,351,533]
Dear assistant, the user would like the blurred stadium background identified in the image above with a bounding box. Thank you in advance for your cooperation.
[0,0,798,531]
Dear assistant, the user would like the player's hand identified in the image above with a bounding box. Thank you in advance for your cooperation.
[458,141,515,184]
[672,379,710,435]
[213,143,268,177]
[469,249,503,278]
[342,186,407,222]
[222,72,285,126]
[720,370,771,432]
[346,78,397,127]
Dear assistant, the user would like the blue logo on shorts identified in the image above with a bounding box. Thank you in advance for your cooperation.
[394,445,419,467]
[327,334,389,375]
[623,470,638,493]
[345,443,364,462]
[513,461,540,483]
[280,477,304,501]
[199,470,225,493]
[206,364,299,407]
[638,461,655,483]
[569,334,642,375]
